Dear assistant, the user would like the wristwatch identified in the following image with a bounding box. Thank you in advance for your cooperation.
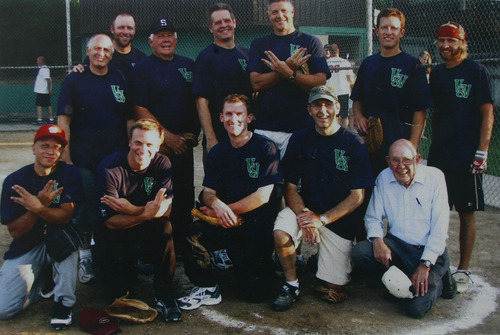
[288,70,297,81]
[420,259,432,268]
[319,215,328,227]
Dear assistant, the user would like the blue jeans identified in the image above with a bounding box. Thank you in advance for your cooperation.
[0,243,78,319]
[352,234,449,318]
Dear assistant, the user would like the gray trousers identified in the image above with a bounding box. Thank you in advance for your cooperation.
[352,234,449,318]
[0,243,78,319]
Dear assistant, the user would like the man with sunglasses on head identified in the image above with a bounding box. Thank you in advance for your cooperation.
[352,139,457,318]
[427,22,494,293]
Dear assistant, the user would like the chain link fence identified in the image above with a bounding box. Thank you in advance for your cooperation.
[0,0,499,206]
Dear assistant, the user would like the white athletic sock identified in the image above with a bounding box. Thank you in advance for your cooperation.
[286,280,299,288]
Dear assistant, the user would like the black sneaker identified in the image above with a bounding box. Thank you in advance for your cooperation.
[51,299,72,330]
[156,297,182,322]
[272,283,300,312]
[441,268,457,299]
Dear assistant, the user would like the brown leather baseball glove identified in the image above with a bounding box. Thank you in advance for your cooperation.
[364,116,383,154]
[105,293,157,323]
[191,208,242,227]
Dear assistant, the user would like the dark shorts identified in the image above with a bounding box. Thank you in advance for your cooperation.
[337,94,350,118]
[442,169,484,212]
[35,94,51,107]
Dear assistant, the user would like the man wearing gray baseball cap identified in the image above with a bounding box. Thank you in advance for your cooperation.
[271,85,374,311]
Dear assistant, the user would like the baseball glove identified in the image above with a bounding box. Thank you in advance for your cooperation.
[364,116,383,154]
[159,132,199,157]
[105,293,157,323]
[179,132,199,147]
[191,208,243,227]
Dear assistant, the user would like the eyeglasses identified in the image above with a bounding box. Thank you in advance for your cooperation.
[389,156,415,166]
[310,101,335,109]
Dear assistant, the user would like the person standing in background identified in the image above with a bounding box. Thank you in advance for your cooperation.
[34,56,54,125]
[324,44,356,129]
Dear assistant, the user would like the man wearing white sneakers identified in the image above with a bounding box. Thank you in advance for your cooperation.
[177,94,282,310]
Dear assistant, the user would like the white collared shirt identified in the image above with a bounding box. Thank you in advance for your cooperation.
[365,165,450,264]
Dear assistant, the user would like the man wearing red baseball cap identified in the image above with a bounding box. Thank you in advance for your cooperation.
[427,22,495,293]
[0,125,83,330]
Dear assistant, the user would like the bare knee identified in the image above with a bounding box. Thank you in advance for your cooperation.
[273,229,293,248]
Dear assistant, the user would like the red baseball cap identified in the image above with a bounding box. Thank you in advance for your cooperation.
[34,124,68,146]
[80,308,121,335]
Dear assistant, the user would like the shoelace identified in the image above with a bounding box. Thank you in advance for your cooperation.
[453,270,474,283]
[219,250,231,263]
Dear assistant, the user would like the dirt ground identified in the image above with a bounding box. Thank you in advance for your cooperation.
[0,128,499,335]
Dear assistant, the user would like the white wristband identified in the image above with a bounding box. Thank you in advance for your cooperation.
[475,150,488,160]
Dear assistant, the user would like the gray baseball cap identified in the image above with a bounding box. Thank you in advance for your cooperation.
[308,85,338,103]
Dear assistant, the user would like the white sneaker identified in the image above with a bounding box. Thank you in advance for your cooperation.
[210,249,233,270]
[453,270,473,293]
[177,285,222,310]
[78,258,95,284]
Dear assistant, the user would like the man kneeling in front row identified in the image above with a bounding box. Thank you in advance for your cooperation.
[352,139,457,318]
[177,94,283,310]
[272,86,374,312]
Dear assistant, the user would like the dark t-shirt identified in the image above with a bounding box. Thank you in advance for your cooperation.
[204,133,283,237]
[248,31,330,132]
[193,43,252,142]
[131,54,199,134]
[351,51,433,148]
[57,68,131,170]
[283,127,374,240]
[1,161,83,259]
[96,151,173,223]
[428,59,493,171]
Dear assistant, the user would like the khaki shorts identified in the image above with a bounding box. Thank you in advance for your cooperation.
[273,207,353,285]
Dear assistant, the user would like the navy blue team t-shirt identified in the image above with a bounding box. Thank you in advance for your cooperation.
[283,127,374,240]
[351,51,433,148]
[1,161,83,259]
[428,59,493,171]
[131,54,198,134]
[193,43,252,142]
[57,68,131,170]
[203,133,283,236]
[248,31,330,133]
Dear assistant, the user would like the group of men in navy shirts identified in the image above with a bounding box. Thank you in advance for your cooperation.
[0,0,494,330]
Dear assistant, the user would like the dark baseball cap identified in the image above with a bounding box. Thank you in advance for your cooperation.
[80,308,121,335]
[34,124,67,146]
[308,85,338,103]
[150,18,177,34]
